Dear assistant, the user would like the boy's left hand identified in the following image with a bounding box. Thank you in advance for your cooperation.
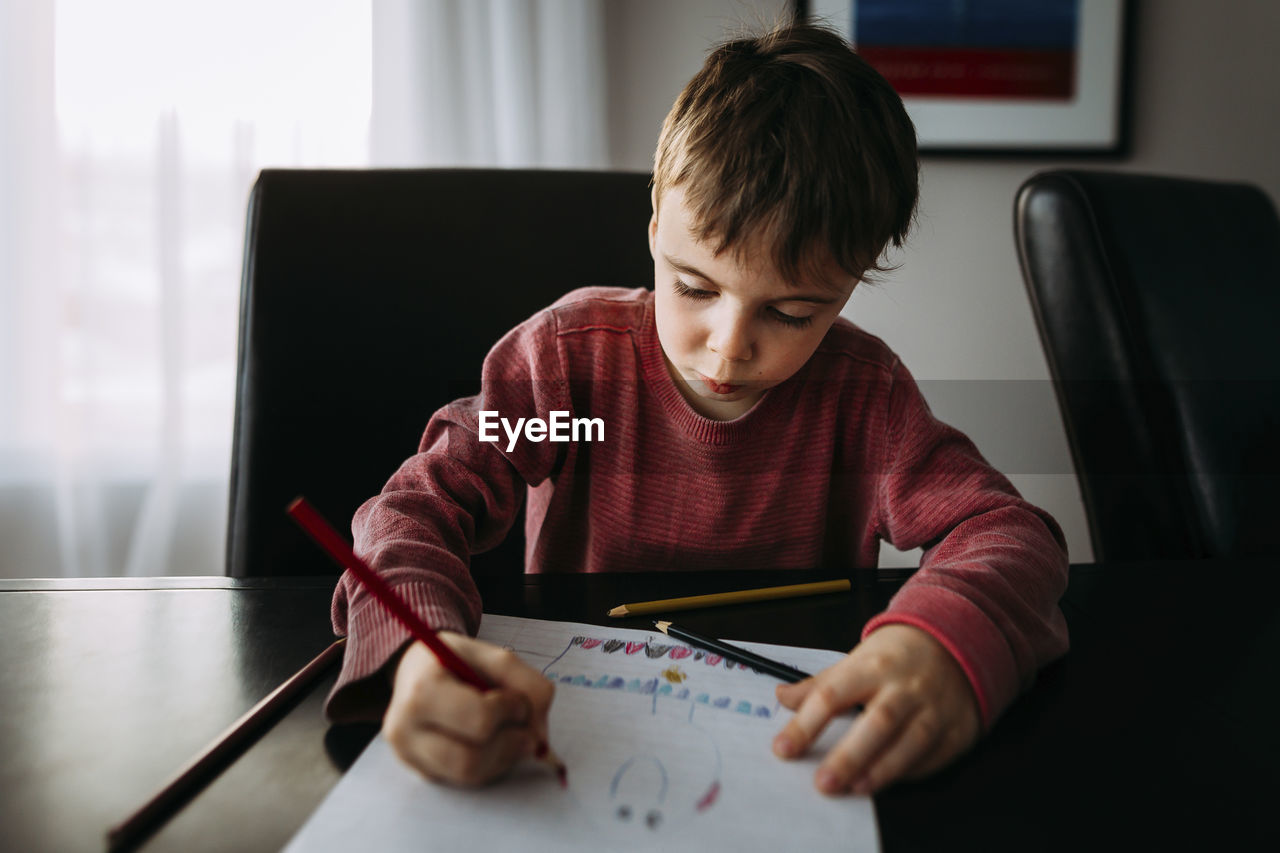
[772,624,980,796]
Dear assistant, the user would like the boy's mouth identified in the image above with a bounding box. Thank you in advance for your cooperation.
[697,373,742,395]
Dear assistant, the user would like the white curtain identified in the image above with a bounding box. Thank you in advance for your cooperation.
[0,0,608,579]
[371,0,609,168]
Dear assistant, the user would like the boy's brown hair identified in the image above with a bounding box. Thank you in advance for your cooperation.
[653,22,919,287]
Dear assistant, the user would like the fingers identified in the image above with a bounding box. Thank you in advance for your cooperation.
[461,637,556,725]
[400,675,532,742]
[384,635,554,786]
[850,705,946,793]
[771,658,874,760]
[772,625,982,797]
[774,676,813,710]
[386,715,537,786]
[823,687,980,795]
[451,636,557,754]
[898,706,978,781]
[813,687,925,795]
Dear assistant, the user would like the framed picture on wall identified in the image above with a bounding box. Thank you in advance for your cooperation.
[807,0,1129,154]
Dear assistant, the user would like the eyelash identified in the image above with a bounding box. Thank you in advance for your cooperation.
[672,280,814,329]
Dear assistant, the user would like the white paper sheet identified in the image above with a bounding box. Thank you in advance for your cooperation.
[286,615,879,852]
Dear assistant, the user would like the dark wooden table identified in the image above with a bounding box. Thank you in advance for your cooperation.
[2,560,1277,852]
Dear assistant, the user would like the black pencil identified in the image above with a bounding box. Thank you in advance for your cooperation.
[653,621,812,683]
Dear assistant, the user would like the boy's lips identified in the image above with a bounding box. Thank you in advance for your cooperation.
[697,373,742,395]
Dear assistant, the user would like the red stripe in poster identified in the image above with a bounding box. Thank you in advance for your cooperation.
[856,47,1076,99]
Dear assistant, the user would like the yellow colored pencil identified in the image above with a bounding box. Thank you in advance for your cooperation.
[607,578,851,618]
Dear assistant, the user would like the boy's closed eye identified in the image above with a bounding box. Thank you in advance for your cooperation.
[671,279,814,328]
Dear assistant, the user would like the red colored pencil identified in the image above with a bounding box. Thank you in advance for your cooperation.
[286,497,566,785]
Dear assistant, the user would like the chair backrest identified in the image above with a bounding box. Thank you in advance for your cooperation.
[1014,169,1280,561]
[228,169,655,576]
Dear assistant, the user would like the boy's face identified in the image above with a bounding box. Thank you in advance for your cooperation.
[649,188,856,420]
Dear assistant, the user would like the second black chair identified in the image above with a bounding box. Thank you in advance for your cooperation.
[1014,169,1280,561]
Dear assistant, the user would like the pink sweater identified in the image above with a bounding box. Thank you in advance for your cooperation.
[327,287,1069,728]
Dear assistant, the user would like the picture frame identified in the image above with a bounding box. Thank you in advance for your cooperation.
[805,0,1130,155]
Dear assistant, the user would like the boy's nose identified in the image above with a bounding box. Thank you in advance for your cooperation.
[706,312,752,362]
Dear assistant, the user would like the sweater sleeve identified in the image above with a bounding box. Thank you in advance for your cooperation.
[864,359,1069,730]
[324,308,571,723]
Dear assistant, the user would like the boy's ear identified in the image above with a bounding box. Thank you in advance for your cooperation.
[648,186,660,258]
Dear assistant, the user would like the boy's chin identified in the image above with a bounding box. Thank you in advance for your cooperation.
[688,390,767,421]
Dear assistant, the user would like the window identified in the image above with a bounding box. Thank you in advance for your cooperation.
[0,0,371,576]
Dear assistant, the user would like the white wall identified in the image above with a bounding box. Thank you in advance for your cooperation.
[603,0,1280,566]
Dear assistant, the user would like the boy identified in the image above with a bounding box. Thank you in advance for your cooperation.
[326,22,1068,798]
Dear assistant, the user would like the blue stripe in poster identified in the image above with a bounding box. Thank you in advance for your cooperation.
[854,0,1079,49]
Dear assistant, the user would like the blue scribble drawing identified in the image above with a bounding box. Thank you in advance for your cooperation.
[543,670,773,720]
[542,633,791,721]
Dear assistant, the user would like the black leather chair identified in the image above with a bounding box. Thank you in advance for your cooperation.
[1014,169,1280,561]
[228,169,654,576]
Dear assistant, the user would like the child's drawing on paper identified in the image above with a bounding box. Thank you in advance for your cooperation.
[495,632,786,841]
[285,616,877,853]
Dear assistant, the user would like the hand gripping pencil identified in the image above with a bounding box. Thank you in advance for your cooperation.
[287,497,566,786]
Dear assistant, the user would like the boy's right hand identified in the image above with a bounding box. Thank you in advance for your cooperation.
[383,631,554,786]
